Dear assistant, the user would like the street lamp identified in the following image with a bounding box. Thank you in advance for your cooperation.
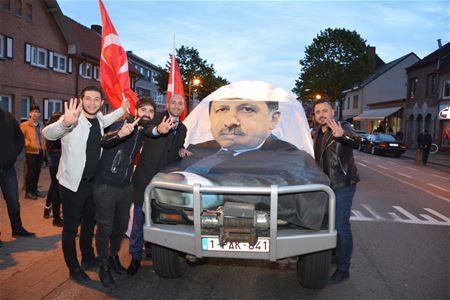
[188,77,201,113]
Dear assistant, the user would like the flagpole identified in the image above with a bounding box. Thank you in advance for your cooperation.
[172,33,175,94]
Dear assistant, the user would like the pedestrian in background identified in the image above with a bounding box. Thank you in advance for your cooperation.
[0,108,35,242]
[312,99,360,284]
[20,104,46,200]
[43,86,128,283]
[43,112,64,227]
[419,129,432,165]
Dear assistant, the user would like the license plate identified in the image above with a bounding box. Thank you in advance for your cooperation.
[389,143,399,147]
[201,236,270,252]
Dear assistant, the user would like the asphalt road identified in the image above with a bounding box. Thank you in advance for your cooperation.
[43,150,449,300]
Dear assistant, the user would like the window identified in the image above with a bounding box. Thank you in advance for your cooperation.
[443,80,450,99]
[0,95,12,112]
[24,3,31,20]
[0,35,3,58]
[346,97,350,109]
[152,72,158,83]
[44,99,63,120]
[31,46,47,68]
[93,66,100,81]
[140,66,145,75]
[80,62,92,78]
[409,77,418,98]
[353,95,359,109]
[0,35,12,59]
[21,96,30,119]
[426,73,437,96]
[146,69,151,80]
[15,0,21,16]
[53,53,67,72]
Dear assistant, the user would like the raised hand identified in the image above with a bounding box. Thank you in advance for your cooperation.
[63,98,83,127]
[326,118,344,138]
[117,117,140,138]
[157,116,177,134]
[121,98,130,112]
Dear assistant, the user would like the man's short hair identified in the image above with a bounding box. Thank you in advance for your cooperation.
[30,104,40,112]
[209,100,279,114]
[312,99,333,111]
[136,96,156,111]
[80,85,104,99]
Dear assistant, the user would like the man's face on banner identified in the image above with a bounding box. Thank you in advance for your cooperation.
[209,100,280,150]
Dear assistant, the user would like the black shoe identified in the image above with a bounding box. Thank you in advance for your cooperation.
[81,257,100,272]
[328,270,349,284]
[25,192,38,200]
[70,267,91,284]
[108,255,126,275]
[127,259,141,276]
[43,206,51,219]
[12,227,36,237]
[33,190,46,198]
[99,264,116,288]
[53,218,64,227]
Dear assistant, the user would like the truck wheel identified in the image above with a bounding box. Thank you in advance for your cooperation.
[297,249,331,289]
[152,244,187,278]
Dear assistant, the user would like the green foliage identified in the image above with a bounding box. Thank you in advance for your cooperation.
[155,46,229,101]
[293,28,374,118]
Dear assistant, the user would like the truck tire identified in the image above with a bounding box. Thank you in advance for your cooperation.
[152,244,187,278]
[297,249,331,289]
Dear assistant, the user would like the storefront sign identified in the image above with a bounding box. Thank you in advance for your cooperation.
[439,104,450,120]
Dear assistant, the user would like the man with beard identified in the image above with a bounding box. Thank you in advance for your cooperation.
[127,94,192,275]
[312,99,360,284]
[43,86,128,283]
[92,97,175,288]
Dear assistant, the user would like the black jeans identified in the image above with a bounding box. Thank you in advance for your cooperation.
[45,164,62,220]
[422,147,431,165]
[0,166,22,231]
[59,181,96,272]
[25,152,43,194]
[93,183,132,264]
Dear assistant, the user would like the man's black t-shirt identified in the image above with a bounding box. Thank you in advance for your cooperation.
[82,117,101,180]
[314,127,330,177]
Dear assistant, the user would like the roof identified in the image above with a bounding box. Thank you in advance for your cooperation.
[63,16,101,59]
[407,42,450,71]
[353,107,402,121]
[127,51,160,71]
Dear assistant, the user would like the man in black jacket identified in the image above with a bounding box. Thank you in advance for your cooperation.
[127,94,192,275]
[312,99,360,284]
[0,108,35,242]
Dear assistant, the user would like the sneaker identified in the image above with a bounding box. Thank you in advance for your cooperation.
[33,190,46,198]
[12,227,36,237]
[53,218,64,227]
[127,259,141,276]
[108,255,126,274]
[81,257,100,272]
[99,264,116,288]
[43,205,52,219]
[70,267,91,284]
[25,192,38,200]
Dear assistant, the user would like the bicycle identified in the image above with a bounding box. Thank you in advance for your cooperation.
[430,143,439,154]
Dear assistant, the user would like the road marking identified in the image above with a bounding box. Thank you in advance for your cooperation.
[386,161,399,165]
[360,159,370,163]
[361,204,383,220]
[357,164,450,202]
[397,172,413,179]
[393,206,421,221]
[426,183,448,192]
[406,167,418,172]
[378,165,388,170]
[431,173,449,180]
[356,162,367,167]
[424,208,450,222]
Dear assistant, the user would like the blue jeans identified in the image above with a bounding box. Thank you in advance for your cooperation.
[0,166,22,231]
[129,204,151,260]
[334,184,356,273]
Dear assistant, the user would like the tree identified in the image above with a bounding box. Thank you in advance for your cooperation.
[155,46,229,102]
[293,28,375,120]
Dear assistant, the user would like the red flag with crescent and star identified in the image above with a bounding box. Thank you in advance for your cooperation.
[99,0,137,114]
[166,54,187,121]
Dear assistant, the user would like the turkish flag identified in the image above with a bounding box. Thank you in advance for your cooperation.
[99,0,137,114]
[166,54,187,121]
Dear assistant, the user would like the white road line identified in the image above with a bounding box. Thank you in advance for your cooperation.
[393,206,421,221]
[431,173,449,180]
[420,214,442,223]
[356,162,367,167]
[378,165,388,170]
[386,161,399,165]
[426,183,448,192]
[424,208,450,222]
[361,204,383,220]
[406,167,418,172]
[397,172,413,179]
[357,163,449,202]
[360,159,370,163]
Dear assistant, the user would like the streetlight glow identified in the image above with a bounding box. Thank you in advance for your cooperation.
[315,94,322,100]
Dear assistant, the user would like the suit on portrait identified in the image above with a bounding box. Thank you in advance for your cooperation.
[132,111,187,206]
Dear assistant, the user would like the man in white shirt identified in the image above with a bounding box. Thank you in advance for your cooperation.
[43,86,128,283]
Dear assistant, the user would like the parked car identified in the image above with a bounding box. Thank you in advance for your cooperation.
[360,133,407,157]
[354,130,368,149]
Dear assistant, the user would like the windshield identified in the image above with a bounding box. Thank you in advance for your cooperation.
[376,134,398,142]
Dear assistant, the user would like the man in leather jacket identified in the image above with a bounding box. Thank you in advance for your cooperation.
[312,99,360,284]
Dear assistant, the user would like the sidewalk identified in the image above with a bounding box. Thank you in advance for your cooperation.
[402,149,450,170]
[0,160,130,299]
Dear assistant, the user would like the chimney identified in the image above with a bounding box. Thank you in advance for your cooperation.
[437,39,442,48]
[90,25,102,36]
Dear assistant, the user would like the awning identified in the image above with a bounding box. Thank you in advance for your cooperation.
[353,107,402,121]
